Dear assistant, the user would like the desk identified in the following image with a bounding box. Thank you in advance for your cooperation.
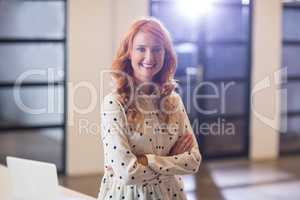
[0,164,96,200]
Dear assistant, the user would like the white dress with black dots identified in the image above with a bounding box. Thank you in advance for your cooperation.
[97,91,202,200]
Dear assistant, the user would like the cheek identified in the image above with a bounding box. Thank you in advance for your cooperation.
[158,54,165,66]
[130,54,140,66]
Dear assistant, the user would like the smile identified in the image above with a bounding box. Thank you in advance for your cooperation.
[140,63,156,69]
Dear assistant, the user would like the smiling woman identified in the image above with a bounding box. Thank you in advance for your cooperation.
[130,31,165,83]
[98,18,201,200]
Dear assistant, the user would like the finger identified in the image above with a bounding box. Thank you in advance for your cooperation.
[182,137,193,152]
[184,139,194,152]
[173,135,186,146]
[177,135,189,151]
[178,134,190,142]
[169,142,183,155]
[177,135,192,153]
[182,133,192,139]
[171,134,193,155]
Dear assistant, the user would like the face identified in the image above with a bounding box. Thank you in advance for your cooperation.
[130,31,165,83]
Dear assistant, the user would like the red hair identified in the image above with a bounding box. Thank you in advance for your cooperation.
[111,17,178,126]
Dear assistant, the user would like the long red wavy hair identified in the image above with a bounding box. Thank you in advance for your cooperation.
[111,17,178,127]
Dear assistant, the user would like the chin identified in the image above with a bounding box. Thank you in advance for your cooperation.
[138,76,154,82]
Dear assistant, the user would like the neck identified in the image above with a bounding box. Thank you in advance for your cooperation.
[134,78,158,95]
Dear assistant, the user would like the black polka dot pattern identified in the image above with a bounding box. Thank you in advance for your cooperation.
[100,93,201,199]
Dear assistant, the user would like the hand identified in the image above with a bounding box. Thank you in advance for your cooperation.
[137,155,148,166]
[105,155,148,171]
[168,133,194,156]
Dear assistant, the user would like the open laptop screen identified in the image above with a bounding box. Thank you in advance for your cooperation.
[7,156,60,200]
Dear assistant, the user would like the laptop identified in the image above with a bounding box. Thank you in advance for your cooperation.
[6,156,80,200]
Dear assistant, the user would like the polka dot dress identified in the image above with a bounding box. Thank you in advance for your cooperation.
[97,91,202,200]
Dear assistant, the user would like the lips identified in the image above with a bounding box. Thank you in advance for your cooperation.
[140,63,156,68]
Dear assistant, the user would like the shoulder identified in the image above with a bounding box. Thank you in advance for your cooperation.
[169,90,181,99]
[101,92,124,112]
[168,91,184,106]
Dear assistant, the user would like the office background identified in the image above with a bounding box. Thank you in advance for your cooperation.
[0,0,299,184]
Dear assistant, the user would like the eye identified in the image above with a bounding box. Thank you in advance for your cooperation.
[136,47,145,52]
[153,47,162,53]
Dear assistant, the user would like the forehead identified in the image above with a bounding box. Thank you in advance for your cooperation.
[132,31,163,47]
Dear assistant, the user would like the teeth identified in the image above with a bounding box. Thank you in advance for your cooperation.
[141,64,155,68]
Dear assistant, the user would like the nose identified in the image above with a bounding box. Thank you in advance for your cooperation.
[144,49,154,63]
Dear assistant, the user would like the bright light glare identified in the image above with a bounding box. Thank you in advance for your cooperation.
[177,0,213,20]
[242,0,250,5]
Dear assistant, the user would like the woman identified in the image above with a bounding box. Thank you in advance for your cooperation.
[98,17,201,200]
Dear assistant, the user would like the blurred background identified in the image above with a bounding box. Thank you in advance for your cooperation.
[0,0,299,199]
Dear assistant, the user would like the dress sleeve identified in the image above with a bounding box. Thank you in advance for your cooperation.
[145,93,202,175]
[101,94,158,185]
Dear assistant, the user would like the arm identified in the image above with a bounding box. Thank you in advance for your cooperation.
[101,94,158,185]
[145,93,202,175]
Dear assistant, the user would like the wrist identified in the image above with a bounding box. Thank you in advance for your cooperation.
[142,155,148,166]
[138,155,148,166]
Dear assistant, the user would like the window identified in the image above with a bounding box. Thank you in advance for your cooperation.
[280,1,300,154]
[0,0,66,173]
[151,0,252,158]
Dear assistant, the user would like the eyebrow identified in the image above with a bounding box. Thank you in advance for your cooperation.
[135,44,163,48]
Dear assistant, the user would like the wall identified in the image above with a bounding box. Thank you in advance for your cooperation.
[67,0,149,175]
[250,0,282,160]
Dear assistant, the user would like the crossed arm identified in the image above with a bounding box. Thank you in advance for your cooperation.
[101,93,202,184]
[137,133,195,166]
